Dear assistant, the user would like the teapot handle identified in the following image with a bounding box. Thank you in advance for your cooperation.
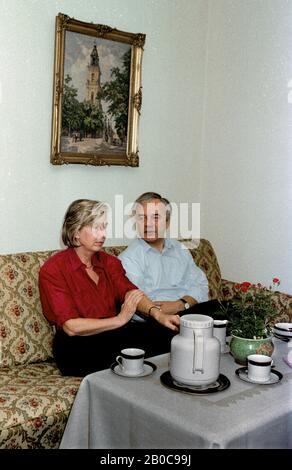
[193,331,204,374]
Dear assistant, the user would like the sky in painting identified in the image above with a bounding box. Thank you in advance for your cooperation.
[64,31,131,102]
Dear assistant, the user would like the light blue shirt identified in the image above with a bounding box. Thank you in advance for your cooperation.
[119,238,209,306]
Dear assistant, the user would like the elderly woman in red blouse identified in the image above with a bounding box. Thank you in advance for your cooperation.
[39,199,179,376]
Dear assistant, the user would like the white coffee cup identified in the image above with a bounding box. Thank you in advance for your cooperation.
[247,354,273,382]
[116,348,145,376]
[213,320,228,353]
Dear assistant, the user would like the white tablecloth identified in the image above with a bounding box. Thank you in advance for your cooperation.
[60,339,292,449]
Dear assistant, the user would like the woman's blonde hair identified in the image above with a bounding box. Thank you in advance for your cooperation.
[62,199,108,247]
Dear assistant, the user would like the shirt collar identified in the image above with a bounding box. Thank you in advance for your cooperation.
[67,247,103,271]
[164,238,173,250]
[137,237,173,253]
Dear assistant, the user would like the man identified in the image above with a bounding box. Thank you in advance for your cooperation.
[119,192,209,321]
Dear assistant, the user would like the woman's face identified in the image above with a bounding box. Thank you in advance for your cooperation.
[76,214,107,253]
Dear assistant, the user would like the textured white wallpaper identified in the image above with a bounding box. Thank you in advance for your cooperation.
[1,0,291,294]
[0,0,207,251]
[201,0,292,293]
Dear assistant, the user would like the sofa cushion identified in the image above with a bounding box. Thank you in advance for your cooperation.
[0,251,57,367]
[0,362,81,448]
[183,239,223,300]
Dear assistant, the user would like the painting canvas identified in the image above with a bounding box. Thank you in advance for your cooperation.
[51,14,145,166]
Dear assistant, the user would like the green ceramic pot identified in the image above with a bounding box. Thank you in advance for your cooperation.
[229,334,274,365]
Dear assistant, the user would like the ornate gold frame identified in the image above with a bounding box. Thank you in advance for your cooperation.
[51,13,145,166]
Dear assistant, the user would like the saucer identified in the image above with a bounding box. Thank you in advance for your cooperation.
[160,371,230,395]
[110,360,156,378]
[235,367,283,385]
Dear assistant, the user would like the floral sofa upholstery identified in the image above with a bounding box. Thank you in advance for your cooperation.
[0,239,291,449]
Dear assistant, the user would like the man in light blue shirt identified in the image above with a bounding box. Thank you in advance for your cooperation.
[119,192,209,322]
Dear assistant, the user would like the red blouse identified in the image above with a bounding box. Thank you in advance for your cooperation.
[39,248,137,328]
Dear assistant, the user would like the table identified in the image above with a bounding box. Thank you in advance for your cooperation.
[60,339,292,449]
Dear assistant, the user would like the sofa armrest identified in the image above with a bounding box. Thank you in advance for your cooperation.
[221,279,292,324]
[221,279,238,301]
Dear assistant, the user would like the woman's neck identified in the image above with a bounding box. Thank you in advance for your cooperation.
[74,246,94,268]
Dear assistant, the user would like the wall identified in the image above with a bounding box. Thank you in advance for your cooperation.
[1,0,291,295]
[0,0,208,250]
[201,0,292,293]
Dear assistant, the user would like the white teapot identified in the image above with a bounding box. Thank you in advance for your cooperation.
[170,314,220,386]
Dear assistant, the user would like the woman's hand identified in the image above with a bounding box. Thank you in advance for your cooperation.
[150,309,180,332]
[118,289,145,325]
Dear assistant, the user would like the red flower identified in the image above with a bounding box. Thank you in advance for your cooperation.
[242,282,251,288]
[240,286,249,293]
[33,418,42,428]
[273,277,280,284]
[18,340,26,354]
[29,398,39,408]
[13,304,20,317]
[0,326,6,338]
[8,269,14,280]
[27,285,33,297]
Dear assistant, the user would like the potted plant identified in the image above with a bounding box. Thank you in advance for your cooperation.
[219,278,280,365]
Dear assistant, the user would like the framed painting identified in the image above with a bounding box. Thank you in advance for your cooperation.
[51,13,145,166]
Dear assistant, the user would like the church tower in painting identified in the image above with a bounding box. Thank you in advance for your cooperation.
[86,43,102,108]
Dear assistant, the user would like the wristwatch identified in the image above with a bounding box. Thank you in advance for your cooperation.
[180,298,190,310]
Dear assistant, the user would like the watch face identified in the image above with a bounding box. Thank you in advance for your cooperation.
[185,302,190,309]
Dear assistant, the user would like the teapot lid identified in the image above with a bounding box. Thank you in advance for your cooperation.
[180,314,213,329]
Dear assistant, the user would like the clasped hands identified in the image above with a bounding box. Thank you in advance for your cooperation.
[148,300,185,332]
[122,290,181,332]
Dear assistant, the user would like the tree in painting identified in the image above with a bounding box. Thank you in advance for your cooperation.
[100,49,131,145]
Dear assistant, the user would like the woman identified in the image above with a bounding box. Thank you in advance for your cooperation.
[39,199,179,376]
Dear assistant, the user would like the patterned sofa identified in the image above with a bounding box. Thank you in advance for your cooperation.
[0,239,291,449]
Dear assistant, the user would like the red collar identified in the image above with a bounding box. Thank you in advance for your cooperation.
[67,247,104,271]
